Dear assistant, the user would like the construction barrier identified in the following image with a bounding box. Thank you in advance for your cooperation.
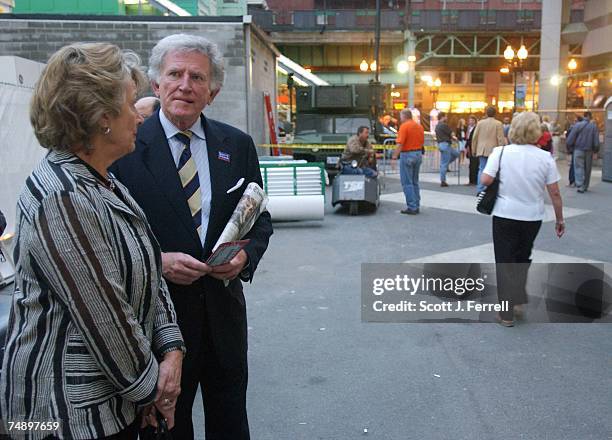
[260,160,326,221]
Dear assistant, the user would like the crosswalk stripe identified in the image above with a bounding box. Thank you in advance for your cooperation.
[403,242,603,264]
[381,190,591,222]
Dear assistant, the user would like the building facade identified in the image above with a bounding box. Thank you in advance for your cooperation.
[251,0,590,117]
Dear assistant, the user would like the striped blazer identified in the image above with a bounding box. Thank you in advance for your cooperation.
[0,150,185,439]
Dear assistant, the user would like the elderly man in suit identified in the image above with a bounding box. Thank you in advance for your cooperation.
[111,34,273,440]
[472,105,506,193]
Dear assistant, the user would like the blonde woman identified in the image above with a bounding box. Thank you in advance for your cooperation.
[0,43,185,439]
[481,112,564,327]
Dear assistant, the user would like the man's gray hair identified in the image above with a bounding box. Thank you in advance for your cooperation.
[148,34,225,91]
[400,108,412,119]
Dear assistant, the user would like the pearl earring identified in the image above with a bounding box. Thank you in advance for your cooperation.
[103,127,111,135]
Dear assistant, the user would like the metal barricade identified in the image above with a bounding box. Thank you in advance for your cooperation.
[258,141,467,185]
[378,141,466,185]
[377,138,398,175]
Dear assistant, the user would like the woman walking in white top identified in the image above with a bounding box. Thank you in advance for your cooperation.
[481,112,565,327]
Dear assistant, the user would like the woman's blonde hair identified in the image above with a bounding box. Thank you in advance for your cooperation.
[508,112,542,145]
[30,43,146,152]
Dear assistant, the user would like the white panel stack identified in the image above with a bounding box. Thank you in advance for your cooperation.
[260,160,325,221]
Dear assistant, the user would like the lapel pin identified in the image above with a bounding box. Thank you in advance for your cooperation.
[218,151,231,163]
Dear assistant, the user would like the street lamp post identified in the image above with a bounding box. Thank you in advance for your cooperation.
[374,0,381,83]
[428,77,441,109]
[360,59,379,73]
[550,58,578,105]
[503,44,528,113]
[566,57,578,108]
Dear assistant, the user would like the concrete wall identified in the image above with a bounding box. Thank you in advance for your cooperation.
[0,16,278,146]
[248,25,278,144]
[0,57,47,237]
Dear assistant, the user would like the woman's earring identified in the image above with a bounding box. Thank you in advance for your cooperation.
[103,127,111,135]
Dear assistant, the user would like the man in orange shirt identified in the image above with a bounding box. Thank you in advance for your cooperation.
[392,108,425,214]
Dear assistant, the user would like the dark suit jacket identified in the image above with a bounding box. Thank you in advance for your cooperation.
[111,112,273,368]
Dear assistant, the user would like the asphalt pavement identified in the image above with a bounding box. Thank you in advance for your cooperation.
[239,158,612,440]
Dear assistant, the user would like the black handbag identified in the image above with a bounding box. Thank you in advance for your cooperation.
[141,411,173,440]
[476,146,505,215]
[156,416,173,440]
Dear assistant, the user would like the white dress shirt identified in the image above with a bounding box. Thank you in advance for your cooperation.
[159,110,212,245]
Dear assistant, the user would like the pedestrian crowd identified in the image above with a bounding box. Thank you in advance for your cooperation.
[393,106,601,210]
[393,106,602,326]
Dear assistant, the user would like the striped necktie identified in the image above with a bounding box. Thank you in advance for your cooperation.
[175,130,202,235]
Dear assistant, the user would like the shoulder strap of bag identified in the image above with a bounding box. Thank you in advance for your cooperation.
[495,146,505,178]
[568,121,587,147]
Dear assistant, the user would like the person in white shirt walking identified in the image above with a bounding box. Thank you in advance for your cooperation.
[481,112,565,327]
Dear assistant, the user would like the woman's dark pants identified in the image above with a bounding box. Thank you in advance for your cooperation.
[493,216,542,321]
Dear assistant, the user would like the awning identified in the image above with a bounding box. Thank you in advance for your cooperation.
[148,0,191,16]
[277,54,329,87]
